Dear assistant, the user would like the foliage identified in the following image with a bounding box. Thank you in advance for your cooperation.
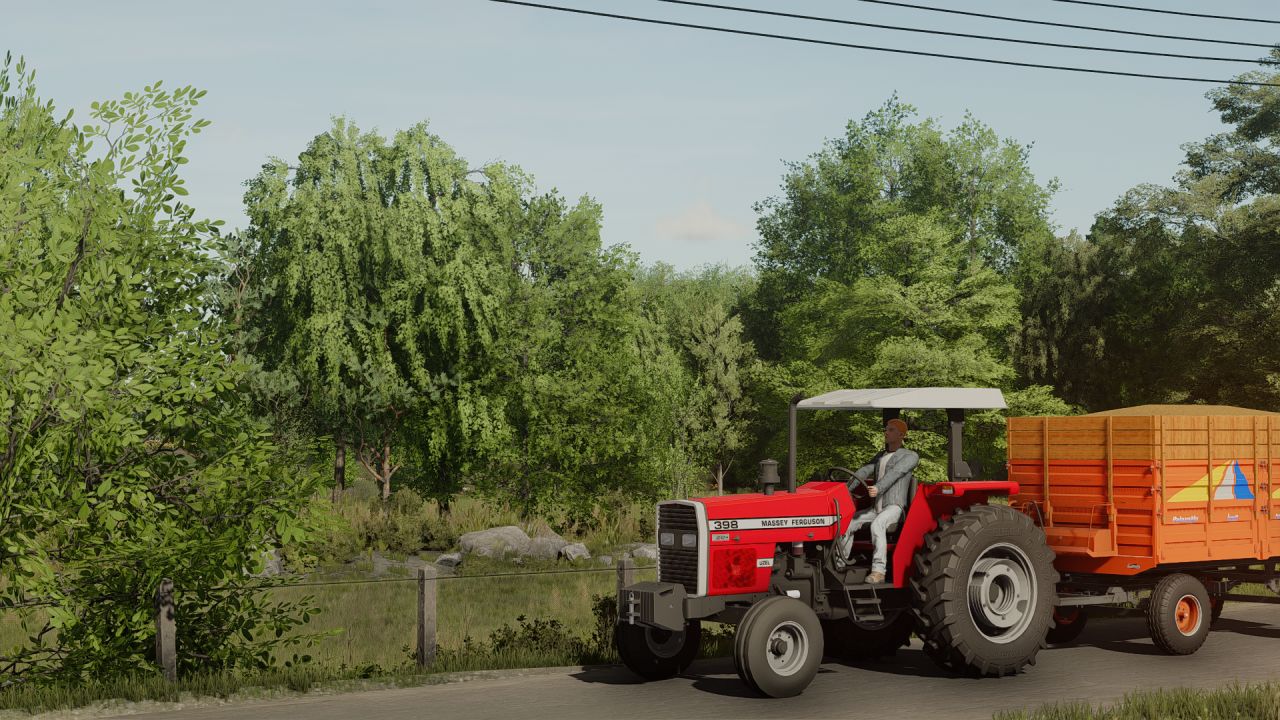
[744,97,1067,479]
[1022,57,1280,411]
[0,56,324,684]
[241,119,515,501]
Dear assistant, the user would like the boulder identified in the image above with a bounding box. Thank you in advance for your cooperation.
[250,547,283,577]
[632,544,659,561]
[436,552,463,568]
[561,542,591,562]
[460,525,531,558]
[598,555,614,567]
[524,536,569,560]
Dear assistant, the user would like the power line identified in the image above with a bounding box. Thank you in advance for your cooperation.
[653,0,1267,64]
[489,0,1280,87]
[848,0,1277,49]
[1051,0,1280,25]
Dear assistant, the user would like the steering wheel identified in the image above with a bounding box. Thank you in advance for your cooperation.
[827,466,873,502]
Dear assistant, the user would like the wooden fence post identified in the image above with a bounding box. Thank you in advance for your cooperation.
[616,557,636,618]
[416,567,436,667]
[154,578,176,682]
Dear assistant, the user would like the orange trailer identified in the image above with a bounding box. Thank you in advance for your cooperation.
[1010,405,1280,653]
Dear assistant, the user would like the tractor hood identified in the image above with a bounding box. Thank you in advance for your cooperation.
[694,481,855,536]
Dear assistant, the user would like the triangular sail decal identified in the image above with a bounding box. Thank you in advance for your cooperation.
[1229,461,1255,500]
[1170,464,1225,503]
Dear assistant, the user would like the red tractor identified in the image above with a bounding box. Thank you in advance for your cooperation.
[616,388,1058,697]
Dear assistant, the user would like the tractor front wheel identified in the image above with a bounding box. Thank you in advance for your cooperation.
[735,597,824,698]
[912,504,1058,676]
[615,620,701,680]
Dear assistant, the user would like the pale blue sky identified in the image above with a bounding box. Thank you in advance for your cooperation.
[6,1,1278,269]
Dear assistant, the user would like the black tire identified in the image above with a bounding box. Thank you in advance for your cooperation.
[615,620,702,680]
[821,607,915,660]
[1045,606,1088,646]
[1147,573,1211,655]
[734,597,824,698]
[911,504,1058,677]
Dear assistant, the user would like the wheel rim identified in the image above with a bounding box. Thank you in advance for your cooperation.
[764,620,810,677]
[1174,595,1202,636]
[966,542,1038,644]
[644,627,685,658]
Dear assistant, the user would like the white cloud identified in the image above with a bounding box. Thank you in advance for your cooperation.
[655,199,748,244]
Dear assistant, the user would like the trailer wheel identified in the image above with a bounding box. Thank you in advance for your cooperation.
[911,504,1058,677]
[735,597,824,698]
[821,607,915,660]
[1045,606,1088,646]
[1147,574,1211,655]
[615,620,701,680]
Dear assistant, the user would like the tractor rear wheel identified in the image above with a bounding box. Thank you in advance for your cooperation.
[821,607,915,660]
[1045,606,1088,646]
[1147,573,1211,655]
[911,504,1058,677]
[615,620,701,680]
[735,596,824,698]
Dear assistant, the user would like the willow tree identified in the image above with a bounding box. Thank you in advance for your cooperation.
[242,120,513,501]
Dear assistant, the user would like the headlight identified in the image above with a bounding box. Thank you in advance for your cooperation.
[659,532,675,546]
[681,533,697,548]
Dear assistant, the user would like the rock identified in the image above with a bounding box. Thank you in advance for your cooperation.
[251,547,283,577]
[561,542,591,562]
[632,544,659,561]
[598,555,613,567]
[524,536,569,560]
[460,526,532,558]
[436,552,463,568]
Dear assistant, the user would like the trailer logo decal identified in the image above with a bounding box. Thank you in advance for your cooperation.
[1169,461,1255,502]
[709,515,837,531]
[1171,514,1201,524]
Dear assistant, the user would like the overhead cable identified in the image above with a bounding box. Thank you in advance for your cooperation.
[1050,0,1280,25]
[847,0,1277,49]
[654,0,1267,63]
[489,0,1280,87]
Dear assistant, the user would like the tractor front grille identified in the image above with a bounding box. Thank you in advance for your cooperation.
[658,502,699,594]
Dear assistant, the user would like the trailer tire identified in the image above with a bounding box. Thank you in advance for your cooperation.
[1147,573,1211,655]
[615,620,701,680]
[1045,606,1088,646]
[911,504,1058,677]
[821,608,915,660]
[735,597,824,698]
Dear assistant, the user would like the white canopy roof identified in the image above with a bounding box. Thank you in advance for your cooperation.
[797,387,1007,411]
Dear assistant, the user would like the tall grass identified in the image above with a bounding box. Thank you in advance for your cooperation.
[995,682,1280,719]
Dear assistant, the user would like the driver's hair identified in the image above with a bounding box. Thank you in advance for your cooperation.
[885,418,908,436]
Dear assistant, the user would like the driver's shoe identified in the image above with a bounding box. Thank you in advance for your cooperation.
[866,571,886,584]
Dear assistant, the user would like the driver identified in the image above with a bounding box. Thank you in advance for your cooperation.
[835,418,918,584]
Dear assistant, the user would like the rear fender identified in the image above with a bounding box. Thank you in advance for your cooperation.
[889,481,1020,587]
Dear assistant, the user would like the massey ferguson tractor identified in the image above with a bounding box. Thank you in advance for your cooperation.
[615,388,1059,697]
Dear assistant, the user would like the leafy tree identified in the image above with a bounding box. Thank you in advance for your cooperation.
[481,194,673,520]
[241,120,514,501]
[0,57,321,684]
[745,98,1066,480]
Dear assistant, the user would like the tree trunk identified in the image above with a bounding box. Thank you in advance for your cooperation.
[332,436,346,503]
[380,442,392,501]
[715,463,724,496]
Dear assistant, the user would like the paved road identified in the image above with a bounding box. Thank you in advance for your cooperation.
[118,604,1280,720]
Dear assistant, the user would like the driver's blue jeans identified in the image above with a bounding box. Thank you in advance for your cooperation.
[835,505,903,574]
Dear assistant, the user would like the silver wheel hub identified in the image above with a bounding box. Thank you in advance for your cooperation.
[967,542,1037,644]
[765,621,809,676]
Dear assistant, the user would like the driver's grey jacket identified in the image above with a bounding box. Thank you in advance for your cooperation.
[851,448,919,511]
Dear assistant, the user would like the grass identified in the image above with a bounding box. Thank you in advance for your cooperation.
[994,681,1280,720]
